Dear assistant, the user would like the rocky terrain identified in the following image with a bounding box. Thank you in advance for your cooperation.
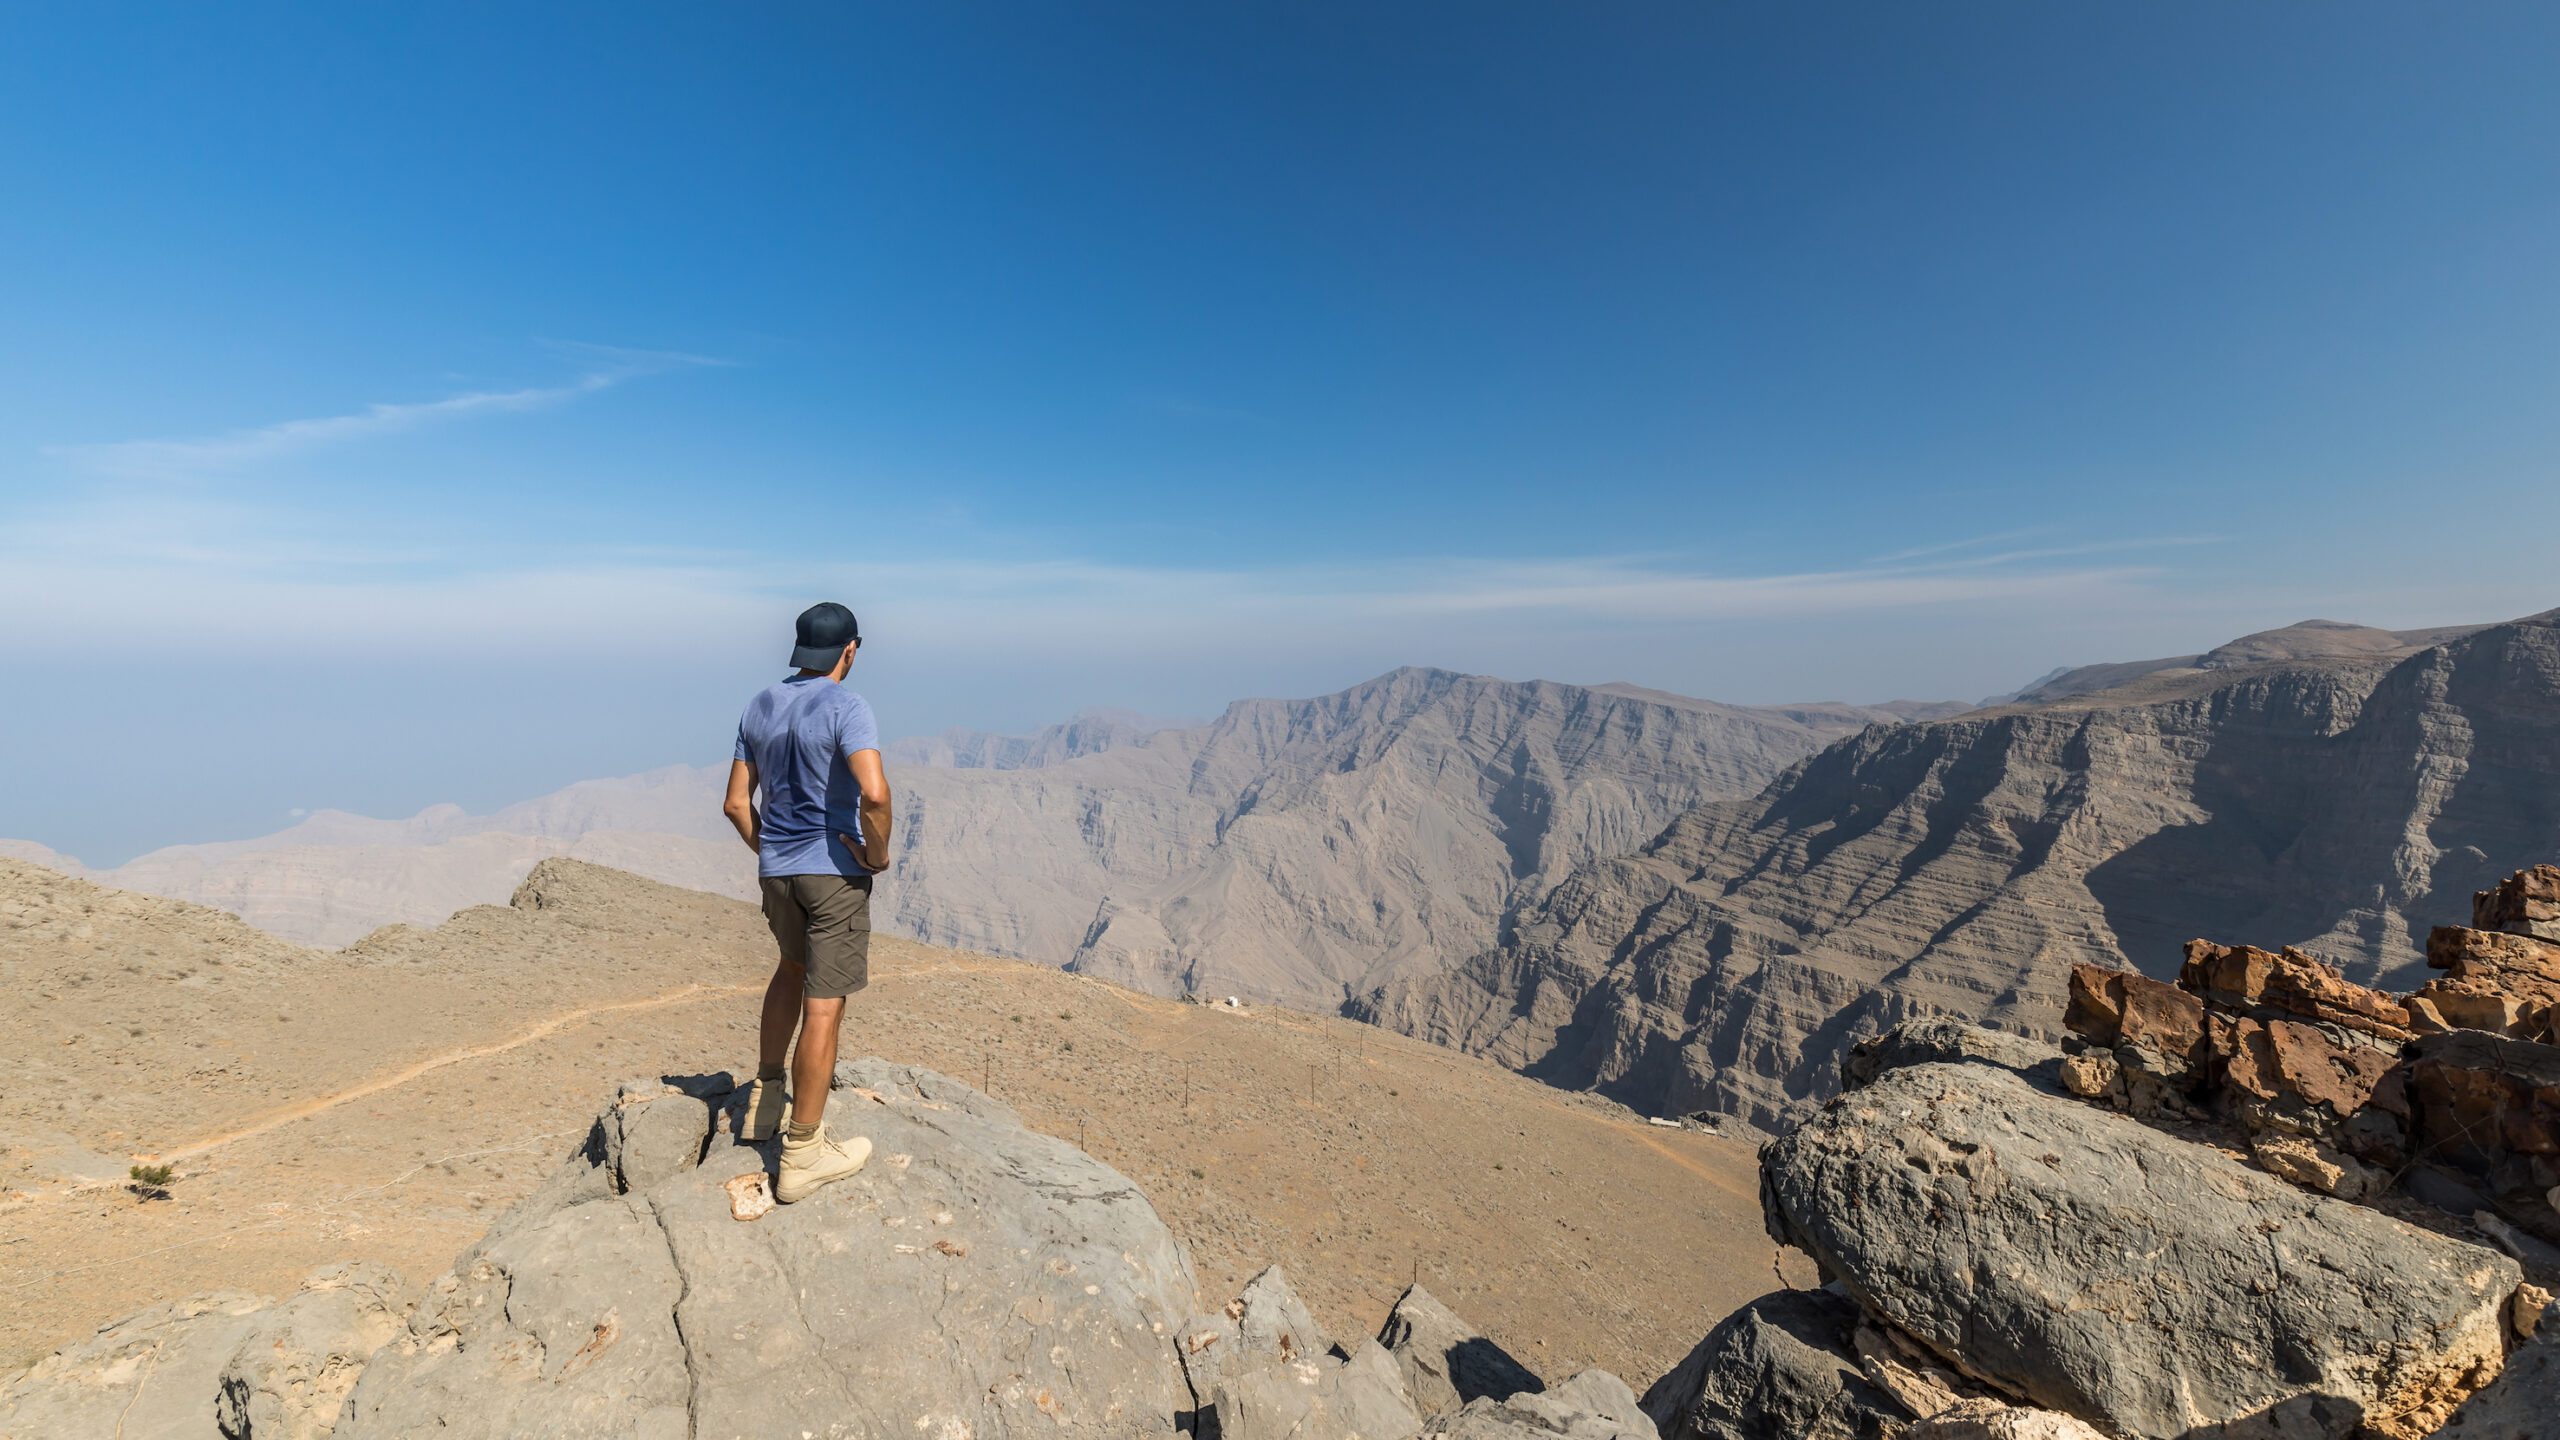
[33,614,2560,1148]
[15,668,1949,1005]
[0,855,1776,1402]
[1364,614,2560,1130]
[879,668,1956,1009]
[21,866,2560,1436]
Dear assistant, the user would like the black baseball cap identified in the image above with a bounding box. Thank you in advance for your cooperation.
[789,602,862,670]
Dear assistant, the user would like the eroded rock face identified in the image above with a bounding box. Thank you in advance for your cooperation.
[2177,941,2414,1046]
[0,1259,404,1440]
[1418,1368,1652,1438]
[1761,1062,2522,1439]
[890,668,1920,1010]
[1367,618,2560,1129]
[2477,866,2560,941]
[1208,1339,1422,1440]
[1377,1283,1544,1419]
[1637,1288,1901,1440]
[2404,1031,2560,1242]
[1838,1019,2062,1095]
[1177,1264,1336,1418]
[2437,1328,2560,1437]
[1177,1266,1431,1440]
[215,1262,405,1440]
[0,1289,272,1440]
[337,1060,1200,1439]
[1903,1400,2105,1440]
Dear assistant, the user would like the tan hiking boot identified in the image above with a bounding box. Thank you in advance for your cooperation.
[741,1076,789,1142]
[776,1125,871,1203]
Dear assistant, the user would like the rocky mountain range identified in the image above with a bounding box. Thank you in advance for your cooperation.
[21,614,2560,1144]
[6,669,1953,1011]
[878,667,1959,1007]
[1361,613,2560,1130]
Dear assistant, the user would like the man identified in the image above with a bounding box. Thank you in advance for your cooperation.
[723,601,894,1203]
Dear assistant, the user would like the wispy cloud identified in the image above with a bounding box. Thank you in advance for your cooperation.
[1891,535,2227,573]
[1867,527,2052,564]
[46,344,725,481]
[0,516,2194,657]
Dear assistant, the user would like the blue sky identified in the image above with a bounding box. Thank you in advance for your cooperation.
[3,2,2556,863]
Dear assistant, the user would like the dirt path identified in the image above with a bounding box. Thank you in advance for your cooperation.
[1621,1123,1754,1202]
[149,981,758,1166]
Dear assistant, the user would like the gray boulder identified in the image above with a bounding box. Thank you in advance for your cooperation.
[1639,1288,1900,1440]
[0,1289,273,1439]
[1419,1368,1651,1438]
[336,1059,1201,1438]
[600,1073,724,1191]
[1378,1284,1544,1418]
[1177,1264,1337,1415]
[215,1262,406,1440]
[1183,1266,1424,1440]
[1209,1338,1423,1440]
[1762,1062,2522,1439]
[1837,1020,2063,1094]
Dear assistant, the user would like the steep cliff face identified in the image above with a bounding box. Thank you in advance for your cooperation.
[884,666,1924,1007]
[1361,618,2560,1130]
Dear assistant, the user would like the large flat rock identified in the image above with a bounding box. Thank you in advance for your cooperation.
[0,1290,271,1440]
[336,1060,1200,1438]
[1761,1062,2523,1439]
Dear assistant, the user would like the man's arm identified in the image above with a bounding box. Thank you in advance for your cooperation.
[846,748,892,872]
[722,759,760,853]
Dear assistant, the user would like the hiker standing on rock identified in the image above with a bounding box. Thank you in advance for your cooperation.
[722,601,894,1202]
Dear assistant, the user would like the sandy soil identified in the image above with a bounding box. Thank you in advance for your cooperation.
[0,856,1792,1387]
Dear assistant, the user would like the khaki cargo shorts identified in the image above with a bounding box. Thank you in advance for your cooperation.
[760,873,873,999]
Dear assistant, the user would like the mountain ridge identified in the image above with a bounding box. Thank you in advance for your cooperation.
[1361,610,2560,1129]
[2,668,1949,986]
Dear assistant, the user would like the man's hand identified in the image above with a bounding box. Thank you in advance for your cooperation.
[847,748,893,872]
[722,760,761,854]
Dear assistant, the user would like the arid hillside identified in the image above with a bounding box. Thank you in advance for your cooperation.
[1363,614,2560,1130]
[0,856,1778,1388]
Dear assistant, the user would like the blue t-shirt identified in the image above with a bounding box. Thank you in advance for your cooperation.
[733,676,883,878]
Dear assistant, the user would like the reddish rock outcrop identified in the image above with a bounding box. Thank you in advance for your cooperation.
[2063,864,2560,1244]
[2417,926,2560,1041]
[2177,941,2414,1048]
[2477,866,2560,941]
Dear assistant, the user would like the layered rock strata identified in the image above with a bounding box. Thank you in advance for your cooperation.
[2063,866,2560,1242]
[1366,616,2560,1130]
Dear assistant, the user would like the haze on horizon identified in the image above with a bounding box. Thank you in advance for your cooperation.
[3,2,2556,864]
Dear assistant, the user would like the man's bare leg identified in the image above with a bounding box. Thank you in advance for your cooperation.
[789,996,845,1128]
[775,994,868,1202]
[759,957,805,1075]
[739,957,804,1141]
